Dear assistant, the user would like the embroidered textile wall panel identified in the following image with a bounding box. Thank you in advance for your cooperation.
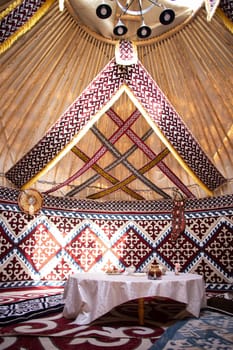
[0,187,232,291]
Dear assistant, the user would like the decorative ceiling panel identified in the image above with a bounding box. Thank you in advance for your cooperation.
[5,45,226,198]
[0,1,232,201]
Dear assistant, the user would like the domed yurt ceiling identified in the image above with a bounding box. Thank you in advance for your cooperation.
[0,0,232,202]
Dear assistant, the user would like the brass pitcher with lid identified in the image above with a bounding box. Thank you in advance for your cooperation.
[148,259,162,279]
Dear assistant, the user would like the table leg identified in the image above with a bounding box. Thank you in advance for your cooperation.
[138,297,144,325]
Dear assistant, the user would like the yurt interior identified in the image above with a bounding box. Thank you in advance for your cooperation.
[0,0,233,349]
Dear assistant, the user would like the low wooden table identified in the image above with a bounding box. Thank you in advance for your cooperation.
[63,271,206,325]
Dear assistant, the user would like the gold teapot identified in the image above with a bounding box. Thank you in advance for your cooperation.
[148,259,162,279]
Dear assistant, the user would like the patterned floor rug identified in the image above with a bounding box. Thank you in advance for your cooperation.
[0,294,187,350]
[149,309,233,350]
[2,289,232,350]
[0,287,64,305]
[0,293,64,327]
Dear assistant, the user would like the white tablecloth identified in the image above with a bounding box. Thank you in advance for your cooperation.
[63,271,206,324]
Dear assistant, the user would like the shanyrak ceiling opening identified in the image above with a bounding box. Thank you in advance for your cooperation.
[66,0,204,42]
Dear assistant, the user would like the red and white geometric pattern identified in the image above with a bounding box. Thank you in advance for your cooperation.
[0,0,47,44]
[5,42,226,193]
[170,199,186,241]
[0,187,232,292]
[115,40,138,65]
[126,61,226,191]
[5,59,125,187]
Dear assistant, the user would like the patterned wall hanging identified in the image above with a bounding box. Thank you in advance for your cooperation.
[5,41,226,197]
[0,186,232,291]
[170,189,186,241]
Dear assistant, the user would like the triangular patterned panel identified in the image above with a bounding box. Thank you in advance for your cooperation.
[41,255,80,280]
[5,42,226,194]
[0,253,36,281]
